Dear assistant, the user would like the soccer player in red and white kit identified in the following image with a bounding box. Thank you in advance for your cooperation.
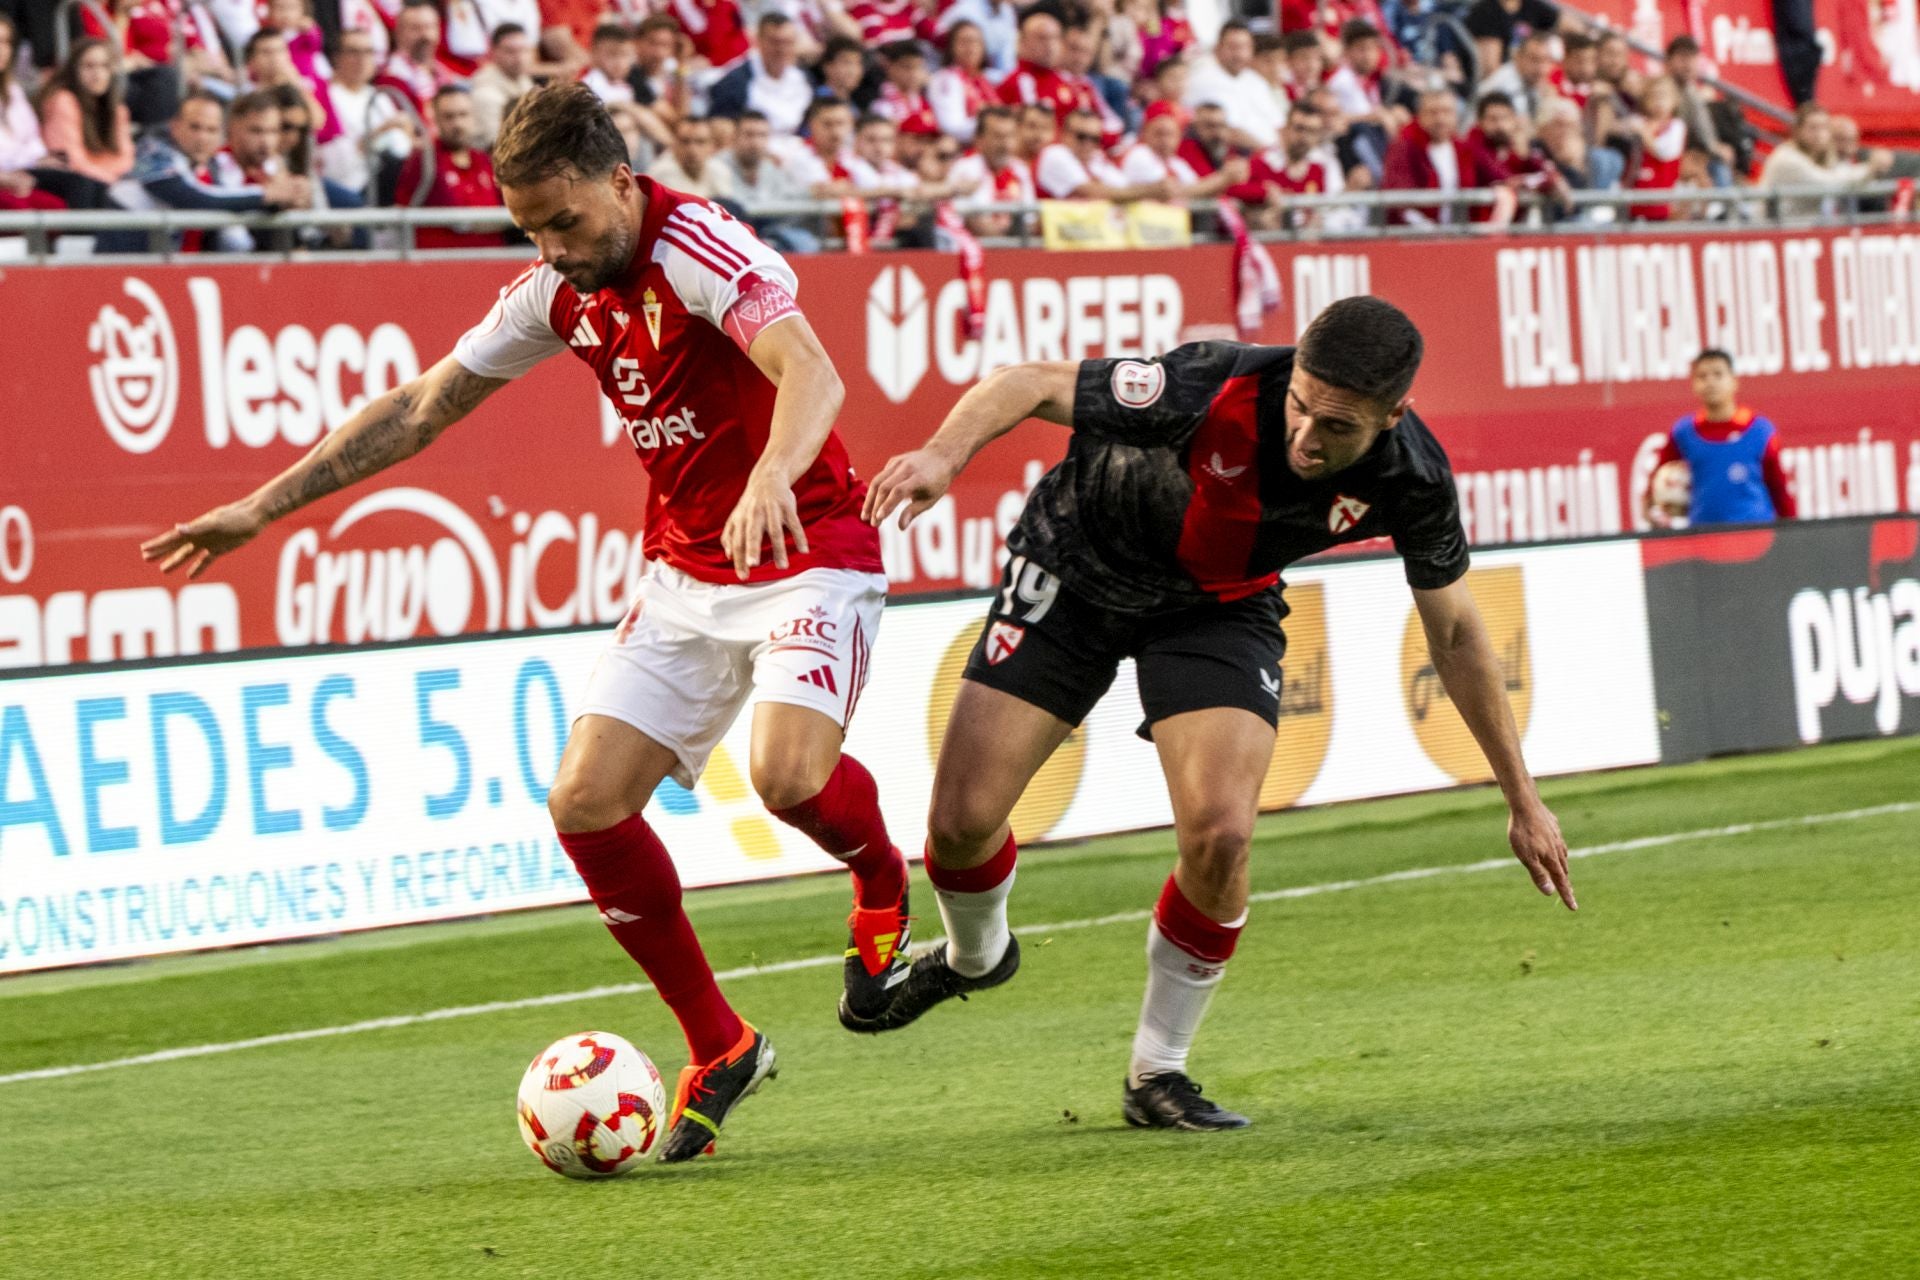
[140,83,910,1163]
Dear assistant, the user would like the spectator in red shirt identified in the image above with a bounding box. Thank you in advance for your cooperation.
[1465,91,1566,203]
[1176,100,1230,178]
[873,40,939,139]
[787,95,858,196]
[663,0,751,72]
[1227,98,1333,228]
[843,0,919,47]
[948,104,1034,234]
[393,84,505,248]
[1280,30,1326,103]
[1382,89,1507,225]
[1015,100,1057,169]
[997,8,1086,127]
[1630,76,1686,221]
[377,0,455,118]
[930,21,999,144]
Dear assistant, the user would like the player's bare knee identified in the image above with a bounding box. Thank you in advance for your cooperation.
[546,773,629,835]
[1178,819,1253,889]
[926,792,1002,866]
[750,754,833,813]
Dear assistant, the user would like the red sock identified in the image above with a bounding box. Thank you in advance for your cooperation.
[558,814,743,1064]
[1153,875,1243,965]
[924,830,1018,893]
[767,755,906,908]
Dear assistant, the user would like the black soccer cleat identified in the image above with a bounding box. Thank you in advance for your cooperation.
[659,1025,778,1164]
[840,933,1022,1034]
[1122,1072,1251,1131]
[838,886,913,1026]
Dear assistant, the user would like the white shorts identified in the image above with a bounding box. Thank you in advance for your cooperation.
[578,562,887,788]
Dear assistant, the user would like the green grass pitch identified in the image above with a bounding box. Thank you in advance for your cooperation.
[3,737,1918,1279]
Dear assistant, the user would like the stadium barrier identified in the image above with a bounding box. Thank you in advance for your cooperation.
[0,535,1661,974]
[1645,515,1920,756]
[7,223,1920,669]
[4,515,1916,975]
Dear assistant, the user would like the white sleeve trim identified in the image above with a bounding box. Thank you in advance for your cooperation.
[451,263,564,380]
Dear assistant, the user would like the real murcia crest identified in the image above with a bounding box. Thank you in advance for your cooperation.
[641,287,662,349]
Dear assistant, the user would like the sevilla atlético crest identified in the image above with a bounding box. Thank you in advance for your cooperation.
[1328,494,1370,534]
[986,620,1025,664]
[641,287,662,350]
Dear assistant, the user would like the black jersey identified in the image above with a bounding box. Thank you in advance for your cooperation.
[1005,341,1471,613]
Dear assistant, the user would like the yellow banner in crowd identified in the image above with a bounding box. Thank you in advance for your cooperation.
[1039,200,1127,250]
[1040,200,1193,250]
[1124,201,1192,248]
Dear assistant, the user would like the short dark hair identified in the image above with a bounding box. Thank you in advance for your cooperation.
[977,104,1016,129]
[1218,19,1252,41]
[1562,32,1595,54]
[1018,4,1066,31]
[243,28,285,60]
[855,111,893,131]
[1666,34,1701,57]
[433,82,470,104]
[805,95,852,127]
[592,21,633,44]
[1295,297,1424,407]
[490,21,525,44]
[1693,347,1734,371]
[1254,33,1286,56]
[178,87,227,116]
[821,34,866,63]
[757,11,793,29]
[636,14,681,38]
[879,38,924,62]
[1281,31,1320,55]
[737,108,770,125]
[493,82,629,186]
[230,89,279,119]
[1476,90,1514,116]
[1339,19,1380,44]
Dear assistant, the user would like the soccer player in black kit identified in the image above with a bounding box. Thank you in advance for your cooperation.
[856,297,1576,1129]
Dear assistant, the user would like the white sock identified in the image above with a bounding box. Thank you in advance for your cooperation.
[933,869,1015,978]
[1129,919,1232,1087]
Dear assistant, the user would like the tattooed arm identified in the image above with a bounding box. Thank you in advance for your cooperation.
[141,357,507,579]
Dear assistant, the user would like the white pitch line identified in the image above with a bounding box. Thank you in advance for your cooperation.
[3,800,1914,1088]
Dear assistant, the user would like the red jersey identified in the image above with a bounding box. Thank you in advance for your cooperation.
[846,0,920,44]
[84,0,179,64]
[452,178,881,584]
[996,60,1090,126]
[666,0,751,70]
[394,145,503,249]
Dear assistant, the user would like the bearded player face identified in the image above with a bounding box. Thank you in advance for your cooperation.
[503,166,643,295]
[1282,367,1409,481]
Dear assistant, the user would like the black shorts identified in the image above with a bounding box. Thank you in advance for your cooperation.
[961,555,1288,739]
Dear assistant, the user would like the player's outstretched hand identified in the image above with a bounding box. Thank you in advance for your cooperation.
[139,501,267,579]
[863,447,956,530]
[723,472,808,579]
[1509,800,1576,911]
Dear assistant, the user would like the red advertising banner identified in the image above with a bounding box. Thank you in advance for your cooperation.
[1579,0,1920,141]
[4,226,1920,669]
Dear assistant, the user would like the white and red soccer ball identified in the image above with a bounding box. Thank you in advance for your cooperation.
[516,1031,668,1179]
[1650,461,1692,528]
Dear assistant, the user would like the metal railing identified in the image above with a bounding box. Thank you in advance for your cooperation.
[0,182,1908,263]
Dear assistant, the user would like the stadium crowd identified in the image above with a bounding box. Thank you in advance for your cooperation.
[0,0,1907,251]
